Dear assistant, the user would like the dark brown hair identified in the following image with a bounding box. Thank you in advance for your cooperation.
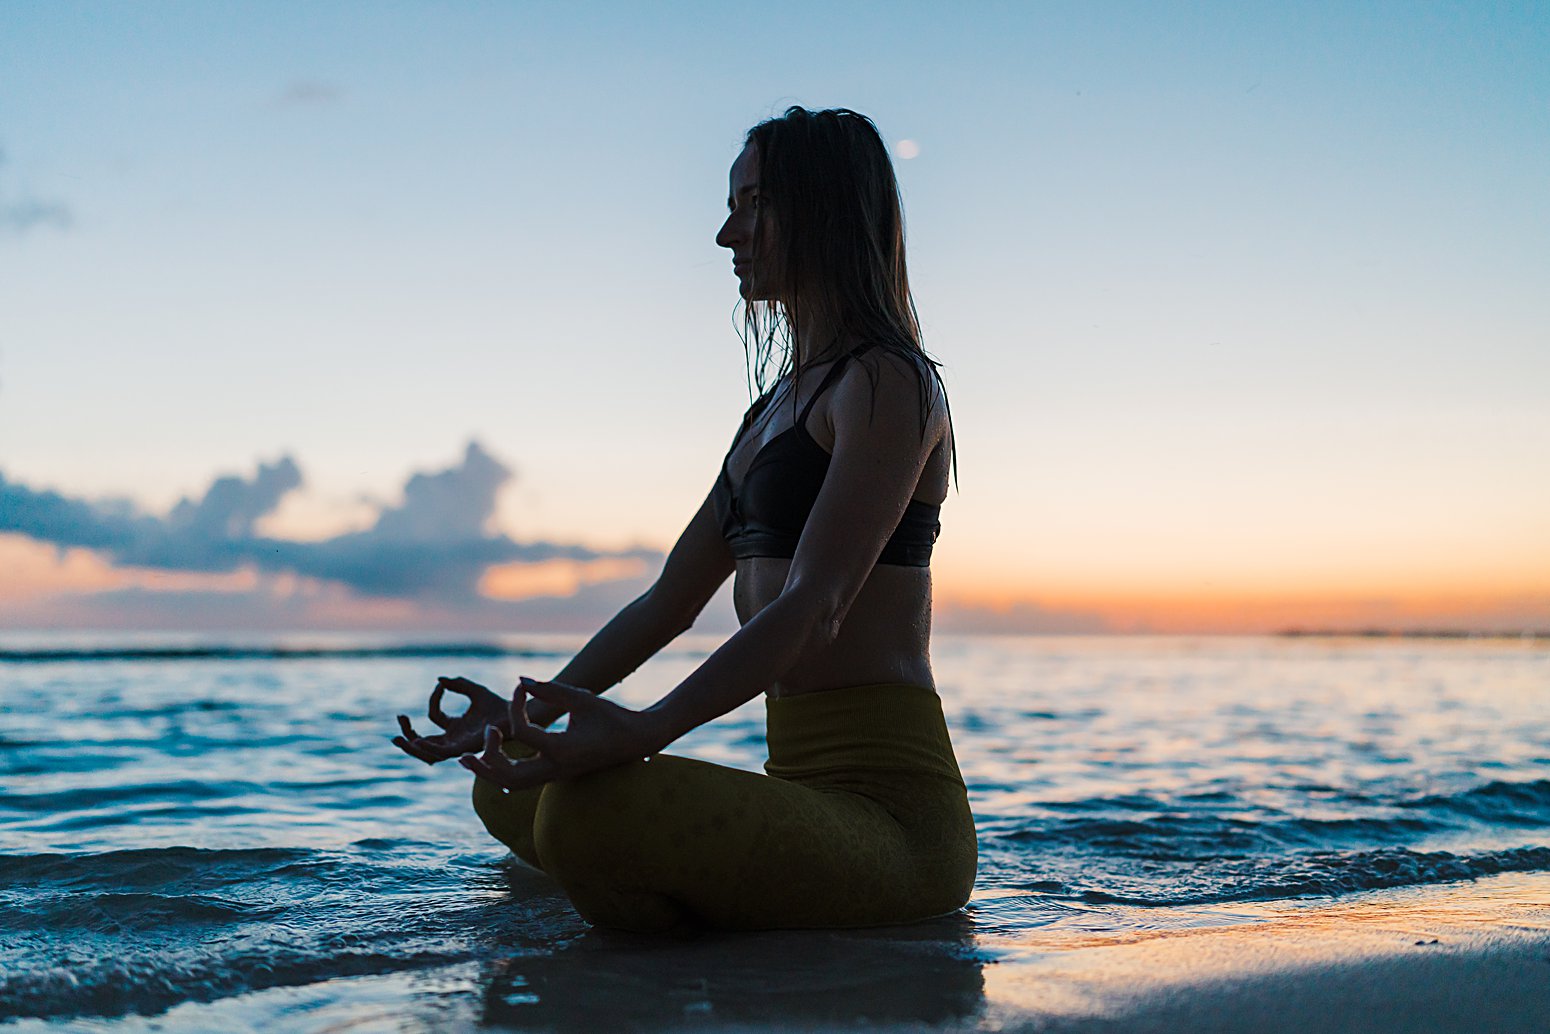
[739,106,955,480]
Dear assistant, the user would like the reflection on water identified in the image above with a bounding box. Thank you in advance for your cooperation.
[478,917,986,1031]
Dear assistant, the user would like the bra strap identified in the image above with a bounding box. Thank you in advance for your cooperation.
[797,343,874,428]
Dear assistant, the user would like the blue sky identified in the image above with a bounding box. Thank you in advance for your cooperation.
[2,1,1547,631]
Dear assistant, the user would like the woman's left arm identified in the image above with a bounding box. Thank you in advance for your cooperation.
[644,356,944,742]
[462,356,943,787]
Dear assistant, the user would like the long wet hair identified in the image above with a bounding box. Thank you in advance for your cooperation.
[738,106,956,482]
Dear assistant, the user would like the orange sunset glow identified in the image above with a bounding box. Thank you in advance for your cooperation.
[4,531,1545,636]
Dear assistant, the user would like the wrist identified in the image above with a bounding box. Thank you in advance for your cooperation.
[640,701,686,755]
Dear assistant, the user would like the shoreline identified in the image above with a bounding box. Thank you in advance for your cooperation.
[976,871,1550,1033]
[14,872,1550,1032]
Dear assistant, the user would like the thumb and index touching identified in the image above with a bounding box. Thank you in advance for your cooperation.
[501,677,593,750]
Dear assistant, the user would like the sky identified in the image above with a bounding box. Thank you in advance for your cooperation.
[1,1,1547,635]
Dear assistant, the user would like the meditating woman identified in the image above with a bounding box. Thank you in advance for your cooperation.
[392,106,972,933]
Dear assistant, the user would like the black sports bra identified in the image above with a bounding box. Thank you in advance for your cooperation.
[712,344,942,567]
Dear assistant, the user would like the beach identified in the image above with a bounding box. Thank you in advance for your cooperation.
[980,873,1550,1034]
[11,873,1548,1032]
[3,634,1547,1031]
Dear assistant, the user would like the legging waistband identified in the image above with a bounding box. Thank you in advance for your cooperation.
[763,682,965,789]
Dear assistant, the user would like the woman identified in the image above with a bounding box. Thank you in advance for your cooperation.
[393,107,972,933]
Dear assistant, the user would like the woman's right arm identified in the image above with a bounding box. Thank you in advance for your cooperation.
[395,486,735,762]
[543,487,735,700]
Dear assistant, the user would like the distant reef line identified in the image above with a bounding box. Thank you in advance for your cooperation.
[1276,628,1549,641]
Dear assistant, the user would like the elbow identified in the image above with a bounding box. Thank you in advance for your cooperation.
[641,583,707,638]
[814,606,844,649]
[782,587,846,652]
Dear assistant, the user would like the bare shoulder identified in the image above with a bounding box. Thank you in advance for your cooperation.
[825,346,949,446]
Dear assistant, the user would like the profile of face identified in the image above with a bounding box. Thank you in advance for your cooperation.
[715,143,780,302]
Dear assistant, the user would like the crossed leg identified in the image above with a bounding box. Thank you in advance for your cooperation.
[470,752,936,933]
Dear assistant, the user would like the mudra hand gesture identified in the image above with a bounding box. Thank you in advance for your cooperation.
[392,675,566,765]
[457,677,666,792]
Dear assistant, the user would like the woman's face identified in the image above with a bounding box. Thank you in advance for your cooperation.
[716,143,780,302]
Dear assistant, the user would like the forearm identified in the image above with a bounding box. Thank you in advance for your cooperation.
[550,588,695,696]
[642,590,834,749]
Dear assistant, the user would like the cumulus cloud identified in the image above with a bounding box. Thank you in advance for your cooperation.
[0,443,659,604]
[373,441,506,542]
[0,477,157,553]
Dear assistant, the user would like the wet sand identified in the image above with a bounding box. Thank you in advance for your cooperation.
[21,871,1549,1033]
[975,871,1550,1033]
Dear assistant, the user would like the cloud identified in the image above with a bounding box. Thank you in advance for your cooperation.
[167,457,303,539]
[0,442,660,605]
[373,441,505,542]
[0,561,729,635]
[275,80,344,107]
[0,198,72,235]
[0,148,72,237]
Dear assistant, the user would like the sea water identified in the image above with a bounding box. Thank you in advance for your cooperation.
[1,634,1547,1029]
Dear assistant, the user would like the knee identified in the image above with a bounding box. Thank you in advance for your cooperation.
[531,761,695,933]
[531,761,648,877]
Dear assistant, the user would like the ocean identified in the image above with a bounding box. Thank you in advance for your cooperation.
[2,633,1547,1030]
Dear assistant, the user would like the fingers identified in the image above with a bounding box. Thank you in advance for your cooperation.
[392,732,447,765]
[524,697,567,729]
[510,686,539,733]
[427,684,451,729]
[436,676,486,698]
[505,685,558,751]
[519,677,597,710]
[393,713,469,764]
[458,726,559,791]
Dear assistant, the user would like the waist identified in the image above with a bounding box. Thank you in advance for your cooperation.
[733,563,933,648]
[764,683,965,789]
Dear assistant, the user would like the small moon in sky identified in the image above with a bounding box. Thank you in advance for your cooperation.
[895,139,921,160]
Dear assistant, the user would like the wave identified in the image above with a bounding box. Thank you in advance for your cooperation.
[0,844,584,1021]
[981,778,1550,906]
[997,811,1450,857]
[0,846,314,891]
[987,778,1550,858]
[1404,778,1550,826]
[1058,845,1550,906]
[0,945,465,1021]
[14,891,286,929]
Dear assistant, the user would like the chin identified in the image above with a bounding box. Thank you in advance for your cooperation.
[741,282,778,303]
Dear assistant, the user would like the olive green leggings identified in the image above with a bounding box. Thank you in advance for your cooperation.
[471,683,977,933]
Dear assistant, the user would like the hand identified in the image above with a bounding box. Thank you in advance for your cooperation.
[457,678,668,792]
[392,676,518,765]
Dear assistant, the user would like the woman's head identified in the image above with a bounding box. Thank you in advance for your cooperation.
[717,107,922,378]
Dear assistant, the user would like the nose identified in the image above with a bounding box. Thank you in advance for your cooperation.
[715,210,742,251]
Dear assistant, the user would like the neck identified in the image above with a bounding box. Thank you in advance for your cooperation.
[791,306,851,367]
